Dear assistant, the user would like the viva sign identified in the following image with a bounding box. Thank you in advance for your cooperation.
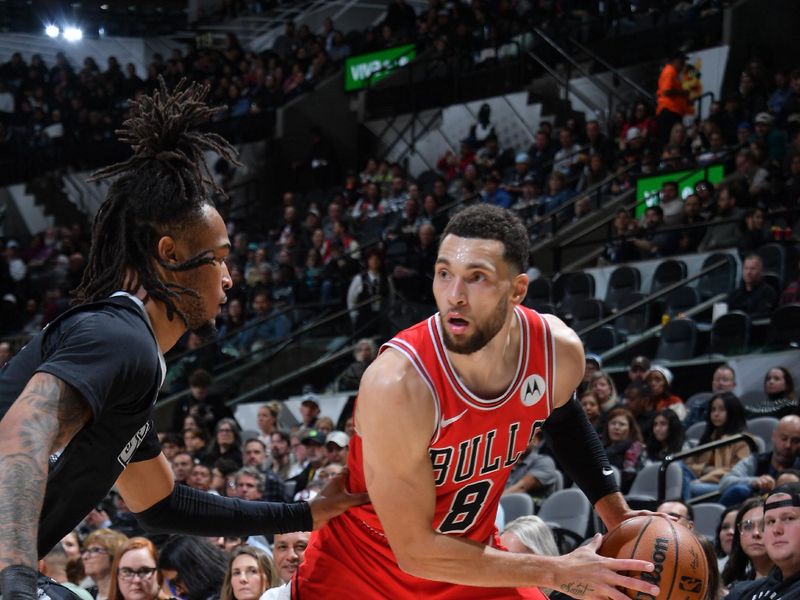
[345,44,416,92]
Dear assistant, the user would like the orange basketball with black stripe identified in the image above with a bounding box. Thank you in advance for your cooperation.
[598,515,708,600]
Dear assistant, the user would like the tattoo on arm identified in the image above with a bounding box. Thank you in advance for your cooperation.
[0,373,91,569]
[560,582,595,597]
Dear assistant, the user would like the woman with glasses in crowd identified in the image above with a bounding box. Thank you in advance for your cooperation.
[158,535,228,600]
[220,546,278,600]
[81,529,128,600]
[204,418,243,468]
[715,504,740,572]
[721,497,775,588]
[108,538,168,600]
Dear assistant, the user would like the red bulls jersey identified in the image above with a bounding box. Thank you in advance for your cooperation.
[294,306,554,599]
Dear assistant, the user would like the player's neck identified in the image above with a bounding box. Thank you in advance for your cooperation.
[447,314,520,398]
[138,289,187,354]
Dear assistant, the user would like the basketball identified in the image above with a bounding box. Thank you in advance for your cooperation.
[598,515,708,600]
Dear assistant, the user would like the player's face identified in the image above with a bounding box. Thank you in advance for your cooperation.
[172,204,232,339]
[763,496,800,572]
[117,547,159,600]
[230,554,266,600]
[433,235,525,355]
[272,532,310,583]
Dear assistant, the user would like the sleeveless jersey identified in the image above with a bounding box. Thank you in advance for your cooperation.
[294,306,555,599]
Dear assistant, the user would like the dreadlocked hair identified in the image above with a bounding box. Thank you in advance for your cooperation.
[73,76,239,324]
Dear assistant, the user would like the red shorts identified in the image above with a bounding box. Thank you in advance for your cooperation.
[292,512,547,600]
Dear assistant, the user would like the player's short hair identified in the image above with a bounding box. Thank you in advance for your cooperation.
[441,205,529,274]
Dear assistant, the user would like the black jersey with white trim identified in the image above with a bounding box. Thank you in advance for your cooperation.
[0,295,163,556]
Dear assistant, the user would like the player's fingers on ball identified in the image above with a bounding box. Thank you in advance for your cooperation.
[605,557,654,573]
[614,573,659,598]
[599,582,638,600]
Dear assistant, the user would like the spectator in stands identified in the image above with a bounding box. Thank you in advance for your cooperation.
[107,537,165,600]
[659,181,684,226]
[697,185,744,251]
[746,366,798,420]
[632,205,678,258]
[604,208,640,264]
[204,418,244,468]
[315,416,335,439]
[726,483,800,600]
[656,52,692,146]
[479,173,512,209]
[578,389,603,433]
[183,427,209,462]
[347,250,394,336]
[602,407,645,494]
[503,432,559,503]
[160,433,183,461]
[684,364,738,429]
[290,429,326,494]
[171,369,231,433]
[721,497,774,587]
[626,356,651,385]
[737,206,769,254]
[188,463,213,492]
[499,515,559,558]
[0,341,12,367]
[624,380,655,436]
[256,402,281,446]
[775,469,800,486]
[526,129,556,185]
[39,543,93,600]
[324,431,349,467]
[683,392,751,499]
[780,255,800,304]
[467,103,496,148]
[752,112,787,165]
[590,370,620,413]
[645,408,687,465]
[726,253,778,317]
[576,154,609,194]
[299,396,321,429]
[335,338,377,392]
[734,149,771,200]
[552,128,582,182]
[82,529,129,600]
[243,438,271,472]
[677,193,707,253]
[719,414,800,507]
[646,365,686,420]
[221,546,278,600]
[716,505,739,571]
[269,431,297,481]
[271,532,310,584]
[170,452,194,485]
[236,291,291,353]
[159,536,227,600]
[436,140,475,183]
[502,152,533,199]
[656,499,695,531]
[538,171,576,229]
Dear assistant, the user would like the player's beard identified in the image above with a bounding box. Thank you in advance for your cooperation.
[441,295,508,355]
[179,287,218,342]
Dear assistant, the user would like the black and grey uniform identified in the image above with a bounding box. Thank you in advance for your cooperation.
[0,293,164,556]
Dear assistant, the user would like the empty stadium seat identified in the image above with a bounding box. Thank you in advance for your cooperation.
[664,285,701,318]
[606,266,641,311]
[557,272,596,319]
[499,493,534,524]
[692,503,726,541]
[708,311,751,355]
[526,277,552,304]
[655,318,698,361]
[626,462,683,504]
[571,298,605,332]
[698,253,737,300]
[746,417,779,452]
[766,304,800,349]
[583,325,619,354]
[538,488,592,540]
[614,291,651,336]
[757,243,787,283]
[650,259,688,295]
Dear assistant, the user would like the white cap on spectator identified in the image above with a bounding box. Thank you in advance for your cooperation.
[648,364,674,386]
[326,431,349,448]
[625,127,642,142]
[754,112,773,125]
[515,152,530,164]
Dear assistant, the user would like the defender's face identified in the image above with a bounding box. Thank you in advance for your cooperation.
[433,235,522,355]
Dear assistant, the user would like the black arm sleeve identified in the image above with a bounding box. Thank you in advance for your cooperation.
[541,396,619,505]
[132,484,313,536]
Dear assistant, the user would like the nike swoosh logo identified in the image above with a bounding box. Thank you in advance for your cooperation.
[602,467,614,476]
[441,410,468,428]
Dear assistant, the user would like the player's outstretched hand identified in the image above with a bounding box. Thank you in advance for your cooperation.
[549,534,659,600]
[307,467,369,530]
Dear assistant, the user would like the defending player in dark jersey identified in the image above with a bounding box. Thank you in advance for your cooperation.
[0,78,364,600]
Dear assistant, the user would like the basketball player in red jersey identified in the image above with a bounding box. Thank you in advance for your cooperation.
[289,205,661,599]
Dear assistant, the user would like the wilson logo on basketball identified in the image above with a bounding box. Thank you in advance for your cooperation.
[636,537,668,600]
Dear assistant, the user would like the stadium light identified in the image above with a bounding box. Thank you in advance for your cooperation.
[63,27,83,42]
[45,24,60,38]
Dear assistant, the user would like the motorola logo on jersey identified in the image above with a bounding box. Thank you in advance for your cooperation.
[520,374,546,406]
